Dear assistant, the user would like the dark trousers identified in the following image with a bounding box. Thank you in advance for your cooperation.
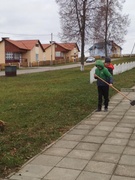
[97,86,109,110]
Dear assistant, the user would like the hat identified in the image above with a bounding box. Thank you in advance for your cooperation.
[105,57,111,63]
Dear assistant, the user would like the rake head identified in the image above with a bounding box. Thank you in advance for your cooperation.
[130,100,135,106]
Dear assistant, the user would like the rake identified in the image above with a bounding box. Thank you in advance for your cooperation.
[95,75,135,106]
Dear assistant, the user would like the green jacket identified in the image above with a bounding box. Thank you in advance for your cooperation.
[95,60,113,86]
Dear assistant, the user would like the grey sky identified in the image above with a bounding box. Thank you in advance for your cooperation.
[0,0,61,43]
[122,0,135,54]
[0,0,134,54]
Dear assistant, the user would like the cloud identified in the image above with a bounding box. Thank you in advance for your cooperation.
[0,0,61,43]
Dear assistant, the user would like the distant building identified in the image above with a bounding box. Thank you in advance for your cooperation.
[0,37,44,66]
[0,38,80,67]
[89,41,122,58]
[42,42,80,63]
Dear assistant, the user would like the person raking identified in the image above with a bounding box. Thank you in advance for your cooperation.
[94,60,113,112]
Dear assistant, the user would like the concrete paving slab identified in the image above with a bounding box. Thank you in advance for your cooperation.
[117,122,135,128]
[89,117,103,121]
[111,175,135,180]
[113,127,133,133]
[75,142,100,151]
[89,129,110,136]
[106,114,124,119]
[115,165,135,177]
[52,140,78,149]
[7,175,40,180]
[126,109,135,114]
[43,167,81,180]
[14,164,52,178]
[103,117,121,122]
[56,157,88,170]
[30,155,62,166]
[93,125,114,131]
[74,124,94,130]
[90,113,107,119]
[84,160,116,174]
[76,171,111,180]
[109,111,126,115]
[121,119,135,124]
[108,132,131,139]
[123,146,135,155]
[130,134,135,139]
[67,149,95,160]
[61,134,84,141]
[112,107,129,111]
[119,154,135,166]
[42,147,71,156]
[92,152,121,163]
[81,119,100,125]
[121,88,135,92]
[124,115,135,119]
[104,137,128,146]
[98,121,117,127]
[128,140,135,147]
[68,129,89,135]
[82,135,106,144]
[99,144,125,154]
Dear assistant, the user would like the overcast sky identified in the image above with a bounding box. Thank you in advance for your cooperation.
[0,0,134,54]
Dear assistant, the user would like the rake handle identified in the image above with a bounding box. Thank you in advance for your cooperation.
[95,75,131,101]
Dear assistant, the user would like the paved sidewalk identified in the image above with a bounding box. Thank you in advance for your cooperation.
[3,87,135,180]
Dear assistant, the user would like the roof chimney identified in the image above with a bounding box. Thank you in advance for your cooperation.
[2,37,9,40]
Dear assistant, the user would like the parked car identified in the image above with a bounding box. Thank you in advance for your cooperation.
[86,57,95,63]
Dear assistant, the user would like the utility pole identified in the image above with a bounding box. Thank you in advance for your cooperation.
[130,42,135,57]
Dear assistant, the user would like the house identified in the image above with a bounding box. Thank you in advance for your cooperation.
[0,38,80,67]
[42,42,80,63]
[0,37,45,67]
[89,41,122,58]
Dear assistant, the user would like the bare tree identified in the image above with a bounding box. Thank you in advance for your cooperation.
[56,0,96,71]
[56,0,129,66]
[92,0,130,57]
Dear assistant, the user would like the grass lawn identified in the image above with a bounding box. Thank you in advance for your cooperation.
[0,57,135,178]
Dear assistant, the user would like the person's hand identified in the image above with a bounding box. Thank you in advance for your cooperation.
[109,83,113,87]
[94,74,98,79]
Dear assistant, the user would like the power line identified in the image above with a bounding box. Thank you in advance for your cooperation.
[0,32,59,37]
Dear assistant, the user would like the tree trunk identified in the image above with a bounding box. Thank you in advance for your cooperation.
[105,0,109,57]
[80,0,86,71]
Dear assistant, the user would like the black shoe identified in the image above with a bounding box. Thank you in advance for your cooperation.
[95,109,101,112]
[104,108,108,112]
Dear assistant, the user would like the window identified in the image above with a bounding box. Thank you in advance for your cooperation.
[36,54,39,61]
[55,51,64,57]
[6,52,13,60]
[14,53,21,60]
[6,52,21,60]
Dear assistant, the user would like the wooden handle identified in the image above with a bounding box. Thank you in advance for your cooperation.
[95,75,131,101]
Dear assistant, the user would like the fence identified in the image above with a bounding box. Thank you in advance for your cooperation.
[90,61,135,84]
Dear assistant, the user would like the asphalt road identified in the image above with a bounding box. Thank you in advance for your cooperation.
[0,62,93,76]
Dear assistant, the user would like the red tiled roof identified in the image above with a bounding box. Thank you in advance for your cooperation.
[59,43,77,50]
[42,42,80,51]
[5,39,44,51]
[42,44,51,50]
[2,38,79,52]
